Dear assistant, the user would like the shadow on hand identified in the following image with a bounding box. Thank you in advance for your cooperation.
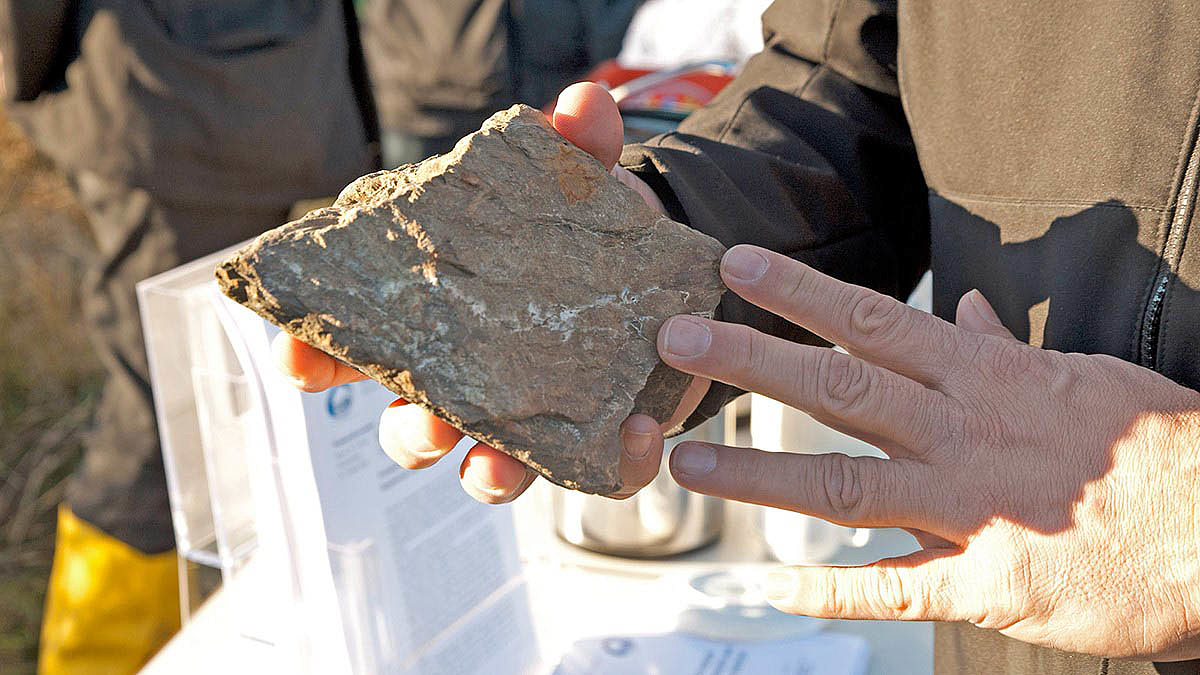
[918,197,1198,540]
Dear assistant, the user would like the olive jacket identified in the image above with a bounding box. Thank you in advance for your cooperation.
[623,1,1200,673]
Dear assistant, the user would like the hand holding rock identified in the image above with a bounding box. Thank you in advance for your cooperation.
[266,82,705,499]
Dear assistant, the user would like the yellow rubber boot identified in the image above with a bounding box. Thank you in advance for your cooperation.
[38,505,180,675]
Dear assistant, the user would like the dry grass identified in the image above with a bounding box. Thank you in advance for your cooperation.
[0,109,103,673]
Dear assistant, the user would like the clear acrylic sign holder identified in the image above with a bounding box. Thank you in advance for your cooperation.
[137,247,540,674]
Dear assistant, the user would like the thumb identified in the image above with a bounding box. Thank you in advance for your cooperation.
[955,289,1016,340]
[551,82,624,170]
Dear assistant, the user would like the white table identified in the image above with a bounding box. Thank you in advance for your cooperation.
[513,486,932,675]
[146,486,931,675]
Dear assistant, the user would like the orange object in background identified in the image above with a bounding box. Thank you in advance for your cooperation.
[590,59,735,115]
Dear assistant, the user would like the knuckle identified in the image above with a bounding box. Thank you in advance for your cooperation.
[930,399,971,452]
[974,542,1034,630]
[819,351,874,416]
[820,574,849,616]
[742,327,774,380]
[849,292,909,341]
[867,567,917,618]
[1080,481,1117,522]
[816,454,873,520]
[780,264,817,308]
[1047,357,1085,404]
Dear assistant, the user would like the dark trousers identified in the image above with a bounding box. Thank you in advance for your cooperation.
[67,170,291,554]
[10,0,377,555]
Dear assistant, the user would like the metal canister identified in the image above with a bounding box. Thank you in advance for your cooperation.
[551,407,728,557]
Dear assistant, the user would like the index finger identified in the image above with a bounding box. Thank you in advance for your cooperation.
[720,245,961,384]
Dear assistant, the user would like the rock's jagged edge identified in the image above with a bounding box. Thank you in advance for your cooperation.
[216,105,726,495]
[218,237,718,495]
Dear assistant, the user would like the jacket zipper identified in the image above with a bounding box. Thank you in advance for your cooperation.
[1139,119,1200,368]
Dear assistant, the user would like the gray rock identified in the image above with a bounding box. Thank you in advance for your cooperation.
[217,105,725,494]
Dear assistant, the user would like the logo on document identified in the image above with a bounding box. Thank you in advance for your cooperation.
[601,638,634,657]
[326,385,353,418]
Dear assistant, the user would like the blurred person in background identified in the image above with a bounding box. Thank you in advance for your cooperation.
[617,0,773,69]
[2,1,376,672]
[359,0,640,167]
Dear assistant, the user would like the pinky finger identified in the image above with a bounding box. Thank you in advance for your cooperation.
[765,548,975,623]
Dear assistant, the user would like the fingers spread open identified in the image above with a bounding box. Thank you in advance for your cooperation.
[378,399,465,469]
[658,317,950,453]
[459,444,537,504]
[719,245,961,385]
[669,443,955,535]
[766,548,979,623]
[272,333,366,392]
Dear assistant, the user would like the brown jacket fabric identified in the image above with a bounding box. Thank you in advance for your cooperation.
[623,1,1200,673]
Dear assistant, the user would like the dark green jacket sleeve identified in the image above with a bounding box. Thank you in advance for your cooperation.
[620,0,929,427]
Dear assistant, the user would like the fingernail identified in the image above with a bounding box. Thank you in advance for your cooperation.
[663,317,711,357]
[723,247,768,282]
[624,428,655,460]
[966,289,1004,328]
[468,476,510,498]
[403,429,442,459]
[463,459,525,499]
[467,479,509,499]
[671,443,716,477]
[461,457,504,496]
[378,410,440,465]
[766,569,794,604]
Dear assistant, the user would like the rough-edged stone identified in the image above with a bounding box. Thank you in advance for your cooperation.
[217,105,725,494]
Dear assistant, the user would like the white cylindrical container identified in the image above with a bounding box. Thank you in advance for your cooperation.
[750,395,881,564]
